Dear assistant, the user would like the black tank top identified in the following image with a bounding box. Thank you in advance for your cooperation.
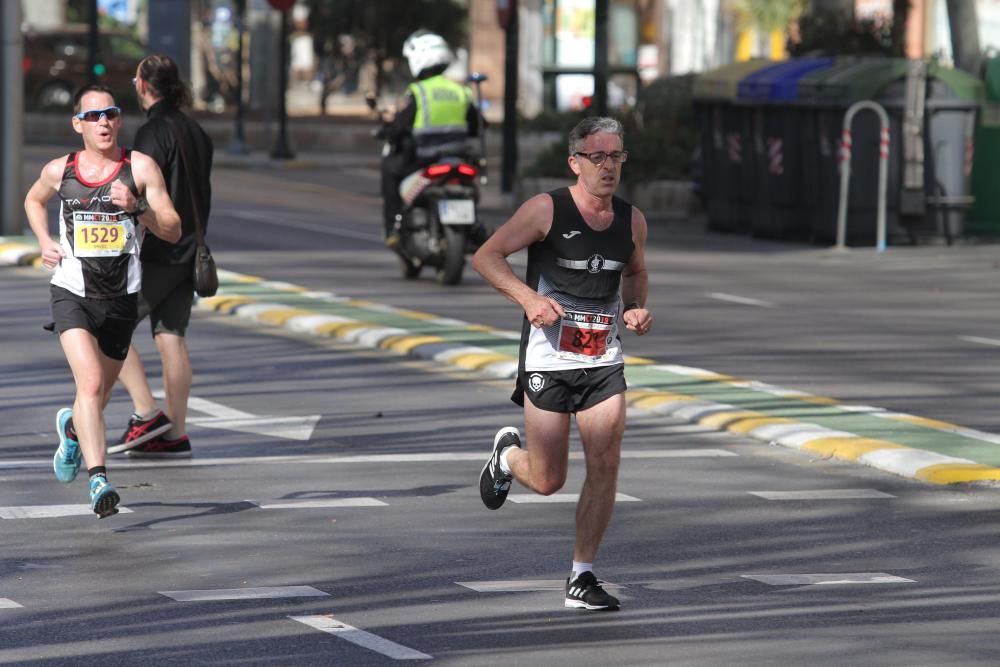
[52,149,143,298]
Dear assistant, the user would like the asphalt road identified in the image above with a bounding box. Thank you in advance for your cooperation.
[5,144,1000,664]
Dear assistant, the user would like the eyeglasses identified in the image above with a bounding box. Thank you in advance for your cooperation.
[573,150,628,166]
[74,106,122,122]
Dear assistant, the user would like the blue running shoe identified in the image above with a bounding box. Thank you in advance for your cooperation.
[53,408,82,483]
[89,476,120,519]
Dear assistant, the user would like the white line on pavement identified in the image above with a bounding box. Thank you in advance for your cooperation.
[0,598,24,608]
[0,505,134,519]
[0,448,737,471]
[289,614,432,660]
[456,580,624,593]
[959,335,1000,347]
[742,573,915,586]
[748,489,896,500]
[159,586,329,602]
[508,493,641,504]
[706,292,775,308]
[248,498,388,509]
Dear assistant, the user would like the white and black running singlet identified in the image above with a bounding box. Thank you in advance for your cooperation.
[51,149,144,298]
[519,187,635,373]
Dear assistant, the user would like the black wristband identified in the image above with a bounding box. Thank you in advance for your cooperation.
[623,302,640,312]
[127,196,149,218]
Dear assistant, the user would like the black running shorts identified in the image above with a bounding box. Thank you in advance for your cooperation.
[137,263,194,337]
[48,285,138,361]
[511,363,627,414]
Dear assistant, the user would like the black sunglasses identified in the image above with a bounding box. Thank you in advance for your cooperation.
[74,106,122,122]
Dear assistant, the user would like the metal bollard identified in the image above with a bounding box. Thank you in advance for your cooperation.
[835,101,890,252]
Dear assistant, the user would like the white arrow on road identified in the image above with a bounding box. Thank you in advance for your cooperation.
[158,392,320,441]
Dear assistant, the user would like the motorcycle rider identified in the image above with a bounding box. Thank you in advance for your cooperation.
[380,30,484,249]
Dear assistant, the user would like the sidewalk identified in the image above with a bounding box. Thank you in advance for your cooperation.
[6,233,997,488]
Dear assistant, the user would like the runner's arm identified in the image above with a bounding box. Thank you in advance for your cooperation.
[126,151,181,243]
[471,194,565,327]
[621,207,651,335]
[23,157,68,269]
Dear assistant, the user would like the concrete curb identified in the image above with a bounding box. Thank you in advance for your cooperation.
[196,268,1000,487]
[5,241,1000,488]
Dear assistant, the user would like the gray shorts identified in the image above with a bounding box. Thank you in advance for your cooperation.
[138,263,194,337]
[48,285,138,361]
[511,363,627,414]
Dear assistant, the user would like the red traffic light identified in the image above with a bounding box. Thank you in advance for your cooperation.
[266,0,295,10]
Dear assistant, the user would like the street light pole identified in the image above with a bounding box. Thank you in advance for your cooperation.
[1,0,24,235]
[228,0,248,155]
[270,8,294,159]
[501,3,519,193]
[593,0,609,116]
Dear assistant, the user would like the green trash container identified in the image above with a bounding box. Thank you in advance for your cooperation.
[693,59,771,233]
[963,58,1000,236]
[803,59,980,246]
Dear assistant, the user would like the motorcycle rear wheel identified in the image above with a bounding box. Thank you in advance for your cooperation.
[437,224,466,285]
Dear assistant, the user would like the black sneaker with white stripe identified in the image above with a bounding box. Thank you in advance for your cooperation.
[564,571,620,611]
[479,427,521,510]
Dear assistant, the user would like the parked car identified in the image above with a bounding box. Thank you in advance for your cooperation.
[22,25,146,111]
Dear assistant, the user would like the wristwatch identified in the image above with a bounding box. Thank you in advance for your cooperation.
[127,196,149,218]
[623,302,641,312]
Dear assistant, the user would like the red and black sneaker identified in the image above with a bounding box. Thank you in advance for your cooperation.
[126,434,192,459]
[107,410,172,454]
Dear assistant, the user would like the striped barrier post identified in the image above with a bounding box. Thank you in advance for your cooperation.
[835,101,890,252]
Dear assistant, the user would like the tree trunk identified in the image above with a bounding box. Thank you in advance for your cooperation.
[946,0,981,75]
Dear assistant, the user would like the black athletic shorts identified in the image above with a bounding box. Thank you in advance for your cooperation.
[511,363,627,414]
[137,263,194,337]
[47,285,138,361]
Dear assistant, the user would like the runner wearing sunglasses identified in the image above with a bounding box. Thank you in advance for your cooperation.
[23,84,181,518]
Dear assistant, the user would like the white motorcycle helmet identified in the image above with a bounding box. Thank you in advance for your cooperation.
[402,30,452,78]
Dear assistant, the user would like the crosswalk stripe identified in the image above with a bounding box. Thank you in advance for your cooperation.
[0,598,23,608]
[290,614,431,660]
[248,498,387,509]
[0,505,134,519]
[508,493,641,504]
[742,573,915,585]
[748,489,896,500]
[159,585,329,602]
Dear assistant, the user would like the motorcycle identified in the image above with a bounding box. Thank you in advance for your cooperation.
[368,73,489,286]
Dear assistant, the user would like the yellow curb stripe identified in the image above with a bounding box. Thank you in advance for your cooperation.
[232,274,262,283]
[726,416,796,434]
[0,243,32,253]
[31,256,44,267]
[316,321,368,337]
[396,309,438,321]
[800,437,905,460]
[629,392,695,409]
[203,296,256,313]
[794,395,840,406]
[465,324,494,332]
[449,352,515,370]
[916,463,1000,484]
[256,308,315,326]
[624,355,655,365]
[381,335,446,353]
[888,414,961,430]
[699,410,764,429]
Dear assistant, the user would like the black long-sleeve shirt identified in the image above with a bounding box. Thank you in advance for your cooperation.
[134,101,214,265]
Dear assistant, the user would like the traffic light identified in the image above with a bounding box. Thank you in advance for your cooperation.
[93,62,106,77]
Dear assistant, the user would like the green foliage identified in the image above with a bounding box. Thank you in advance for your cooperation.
[306,0,468,94]
[732,0,805,33]
[523,75,700,184]
[788,8,895,57]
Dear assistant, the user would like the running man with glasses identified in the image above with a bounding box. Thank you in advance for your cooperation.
[472,117,652,611]
[24,85,181,518]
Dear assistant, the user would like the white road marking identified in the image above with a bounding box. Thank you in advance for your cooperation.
[289,614,431,660]
[742,573,915,586]
[0,505,134,519]
[706,292,775,308]
[959,335,1000,347]
[508,493,641,504]
[177,394,320,442]
[248,498,388,509]
[748,489,896,500]
[456,580,623,593]
[160,585,329,602]
[0,449,736,471]
[0,599,24,608]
